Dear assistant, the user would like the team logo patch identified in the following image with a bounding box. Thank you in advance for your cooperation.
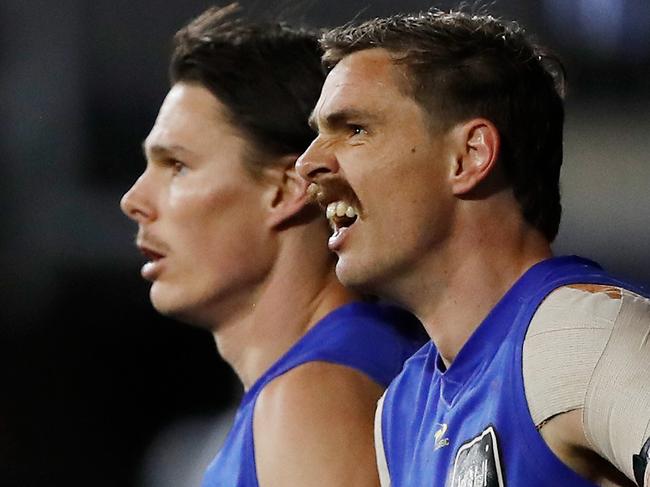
[449,425,505,487]
[633,436,650,487]
[434,423,450,450]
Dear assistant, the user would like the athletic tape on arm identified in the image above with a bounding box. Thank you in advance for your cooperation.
[523,285,650,481]
[523,286,620,425]
[583,289,650,481]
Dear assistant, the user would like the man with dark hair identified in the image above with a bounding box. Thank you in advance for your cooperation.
[120,5,423,486]
[298,9,650,487]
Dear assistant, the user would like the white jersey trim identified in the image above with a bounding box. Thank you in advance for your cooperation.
[375,392,391,487]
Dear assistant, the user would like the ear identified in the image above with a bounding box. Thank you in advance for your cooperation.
[450,119,500,196]
[263,154,310,229]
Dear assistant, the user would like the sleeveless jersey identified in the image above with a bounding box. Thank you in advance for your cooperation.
[202,301,424,487]
[380,255,648,486]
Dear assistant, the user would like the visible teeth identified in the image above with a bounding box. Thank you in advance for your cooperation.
[306,183,319,201]
[326,200,358,221]
[326,202,337,220]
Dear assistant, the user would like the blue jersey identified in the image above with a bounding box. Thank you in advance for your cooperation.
[380,256,647,487]
[202,301,424,487]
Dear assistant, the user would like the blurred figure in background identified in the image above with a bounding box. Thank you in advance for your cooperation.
[120,4,423,487]
[298,8,650,487]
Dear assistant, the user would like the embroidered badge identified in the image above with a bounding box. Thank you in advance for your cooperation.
[434,423,450,450]
[633,436,650,487]
[449,425,505,487]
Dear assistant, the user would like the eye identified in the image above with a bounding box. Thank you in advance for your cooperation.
[168,159,187,176]
[349,125,367,137]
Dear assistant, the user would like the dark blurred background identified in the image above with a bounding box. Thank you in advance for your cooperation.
[1,1,648,486]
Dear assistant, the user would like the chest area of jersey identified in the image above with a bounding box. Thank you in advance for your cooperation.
[406,386,508,487]
[415,420,505,487]
[392,356,518,487]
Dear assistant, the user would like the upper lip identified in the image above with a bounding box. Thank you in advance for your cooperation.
[136,241,166,261]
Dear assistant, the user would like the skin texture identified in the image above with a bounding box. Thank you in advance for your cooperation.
[121,82,276,327]
[254,362,384,487]
[297,48,637,485]
[302,49,457,297]
[298,48,551,364]
[121,81,384,486]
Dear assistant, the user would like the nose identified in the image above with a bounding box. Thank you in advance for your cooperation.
[296,137,339,183]
[120,172,156,223]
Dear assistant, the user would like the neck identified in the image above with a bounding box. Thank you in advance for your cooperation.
[423,240,550,367]
[388,197,552,367]
[211,225,358,390]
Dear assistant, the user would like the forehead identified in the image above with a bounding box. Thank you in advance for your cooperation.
[144,82,239,155]
[315,48,409,119]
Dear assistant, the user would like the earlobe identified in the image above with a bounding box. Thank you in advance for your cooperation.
[451,119,500,196]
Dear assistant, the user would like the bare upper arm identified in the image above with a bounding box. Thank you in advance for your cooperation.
[253,361,384,487]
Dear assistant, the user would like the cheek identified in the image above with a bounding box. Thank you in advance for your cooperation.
[169,180,247,226]
[168,184,244,248]
[368,166,449,238]
[201,188,268,252]
[169,190,272,299]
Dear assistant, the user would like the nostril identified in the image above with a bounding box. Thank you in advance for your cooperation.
[307,166,333,178]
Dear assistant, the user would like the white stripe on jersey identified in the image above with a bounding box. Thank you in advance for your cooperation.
[375,392,391,487]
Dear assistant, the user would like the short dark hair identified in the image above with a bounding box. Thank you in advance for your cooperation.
[321,10,566,241]
[170,4,325,177]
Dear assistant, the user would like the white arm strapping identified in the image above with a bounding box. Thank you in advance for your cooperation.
[523,285,650,481]
[583,289,650,481]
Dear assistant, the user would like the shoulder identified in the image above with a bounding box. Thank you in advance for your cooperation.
[524,283,650,482]
[523,283,627,425]
[305,302,427,387]
[524,282,650,388]
[529,283,624,333]
[253,361,384,487]
[255,360,383,422]
[525,283,648,349]
[380,342,435,433]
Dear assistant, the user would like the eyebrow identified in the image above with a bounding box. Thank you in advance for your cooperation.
[142,141,193,160]
[308,107,380,132]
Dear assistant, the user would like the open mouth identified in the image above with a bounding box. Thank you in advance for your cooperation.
[140,247,164,262]
[326,201,358,232]
[138,246,166,281]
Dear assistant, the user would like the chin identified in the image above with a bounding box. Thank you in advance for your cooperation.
[150,285,188,318]
[152,299,209,328]
[150,285,222,330]
[336,258,376,293]
[337,254,406,301]
[150,293,181,317]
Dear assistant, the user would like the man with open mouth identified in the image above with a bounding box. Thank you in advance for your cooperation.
[298,8,650,487]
